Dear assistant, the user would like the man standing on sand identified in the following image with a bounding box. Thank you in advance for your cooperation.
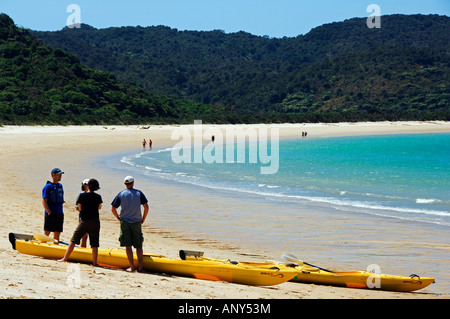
[42,168,65,241]
[111,176,149,272]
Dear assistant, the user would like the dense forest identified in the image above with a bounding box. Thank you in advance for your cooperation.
[33,14,450,122]
[1,13,449,125]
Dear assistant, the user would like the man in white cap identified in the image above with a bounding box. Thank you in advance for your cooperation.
[111,176,149,272]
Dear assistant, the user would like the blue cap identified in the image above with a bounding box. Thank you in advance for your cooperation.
[51,168,64,175]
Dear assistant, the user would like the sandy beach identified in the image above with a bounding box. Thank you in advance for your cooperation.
[1,121,449,301]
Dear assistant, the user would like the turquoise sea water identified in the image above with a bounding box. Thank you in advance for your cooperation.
[115,132,450,293]
[123,133,450,227]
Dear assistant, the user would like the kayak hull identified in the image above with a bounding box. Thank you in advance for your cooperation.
[291,266,435,292]
[12,237,296,286]
[210,259,435,292]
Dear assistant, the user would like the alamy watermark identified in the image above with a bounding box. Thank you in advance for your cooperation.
[171,120,279,175]
[66,4,81,28]
[66,264,81,288]
[366,264,381,289]
[366,4,381,28]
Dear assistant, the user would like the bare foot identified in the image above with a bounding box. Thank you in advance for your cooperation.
[125,267,135,272]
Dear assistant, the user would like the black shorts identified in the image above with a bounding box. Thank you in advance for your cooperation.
[71,219,100,247]
[44,212,64,233]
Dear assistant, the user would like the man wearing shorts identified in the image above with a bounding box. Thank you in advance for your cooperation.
[42,168,65,240]
[111,176,149,272]
[58,179,102,266]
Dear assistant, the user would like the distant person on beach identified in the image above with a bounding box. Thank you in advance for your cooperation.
[111,176,149,272]
[142,139,146,149]
[58,179,103,266]
[149,139,152,150]
[42,168,65,241]
[76,179,90,248]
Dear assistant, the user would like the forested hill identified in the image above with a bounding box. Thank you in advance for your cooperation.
[33,14,450,122]
[0,14,216,125]
[1,13,448,125]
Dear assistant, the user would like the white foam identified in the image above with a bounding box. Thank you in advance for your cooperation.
[416,198,439,204]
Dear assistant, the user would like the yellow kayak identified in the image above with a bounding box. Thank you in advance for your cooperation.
[291,265,435,292]
[9,233,296,286]
[222,254,435,292]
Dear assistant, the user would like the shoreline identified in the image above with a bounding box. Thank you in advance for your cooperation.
[1,121,449,299]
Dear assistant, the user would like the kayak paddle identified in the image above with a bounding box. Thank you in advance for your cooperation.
[33,233,70,245]
[281,253,333,273]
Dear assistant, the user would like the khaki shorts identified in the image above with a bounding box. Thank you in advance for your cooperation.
[71,219,100,247]
[119,220,144,249]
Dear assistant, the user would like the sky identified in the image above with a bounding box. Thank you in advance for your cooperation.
[1,0,449,38]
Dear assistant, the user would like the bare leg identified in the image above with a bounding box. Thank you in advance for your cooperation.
[81,234,88,248]
[58,242,76,262]
[125,246,135,272]
[54,232,61,241]
[136,248,144,272]
[92,247,98,266]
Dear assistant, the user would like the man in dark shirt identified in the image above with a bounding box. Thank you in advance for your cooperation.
[58,179,102,266]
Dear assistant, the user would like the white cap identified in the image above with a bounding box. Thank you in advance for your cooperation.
[124,176,134,184]
[82,179,89,185]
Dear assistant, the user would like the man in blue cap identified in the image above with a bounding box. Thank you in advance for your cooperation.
[42,168,65,240]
